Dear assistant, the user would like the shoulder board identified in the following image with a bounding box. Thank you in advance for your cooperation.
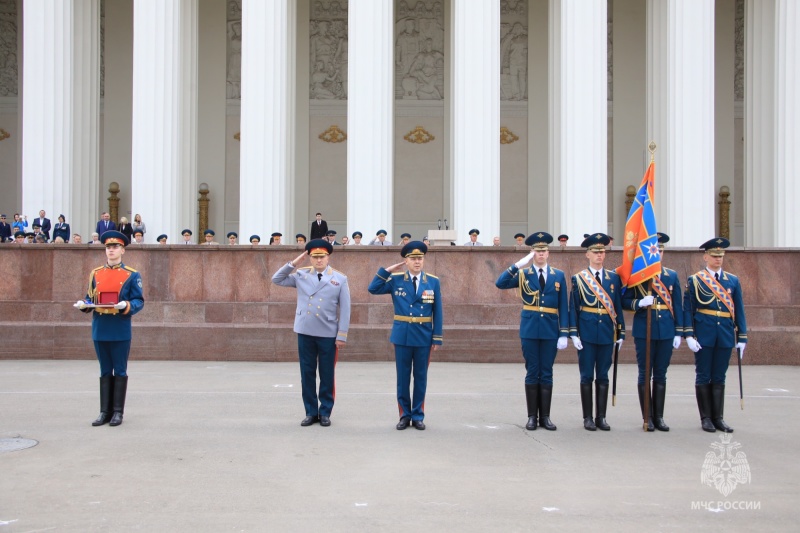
[298,266,314,272]
[663,267,676,276]
[91,266,104,273]
[330,267,347,277]
[390,272,405,277]
[425,273,439,279]
[123,266,138,273]
[723,271,737,281]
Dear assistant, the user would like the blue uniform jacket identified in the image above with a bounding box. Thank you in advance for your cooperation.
[82,263,145,341]
[53,223,70,242]
[621,267,684,340]
[368,268,443,347]
[683,269,747,348]
[569,269,626,344]
[272,263,351,342]
[495,264,569,340]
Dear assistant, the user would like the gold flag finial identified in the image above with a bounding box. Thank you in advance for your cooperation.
[648,141,657,162]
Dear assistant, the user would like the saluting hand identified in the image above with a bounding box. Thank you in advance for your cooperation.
[291,251,308,267]
[386,262,406,273]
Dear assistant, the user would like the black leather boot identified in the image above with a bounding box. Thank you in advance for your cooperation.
[538,384,557,431]
[711,383,734,433]
[695,384,716,432]
[637,383,655,432]
[109,375,128,427]
[595,383,610,430]
[581,383,595,431]
[525,384,538,430]
[92,376,114,426]
[652,382,669,431]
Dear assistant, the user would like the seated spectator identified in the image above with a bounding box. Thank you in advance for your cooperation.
[250,235,261,245]
[72,234,83,244]
[295,234,307,245]
[14,231,25,244]
[181,229,195,244]
[227,232,238,245]
[131,230,145,244]
[35,234,47,244]
[341,236,350,245]
[89,232,101,244]
[351,231,363,245]
[201,229,219,245]
[271,232,283,245]
[157,234,168,244]
[492,236,501,246]
[53,236,66,243]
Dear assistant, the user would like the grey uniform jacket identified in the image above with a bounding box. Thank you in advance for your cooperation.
[272,262,351,342]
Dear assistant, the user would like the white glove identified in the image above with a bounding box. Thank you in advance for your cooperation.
[686,337,701,353]
[113,301,128,310]
[74,300,88,310]
[672,336,682,350]
[736,342,746,359]
[616,338,624,347]
[571,336,583,350]
[557,337,568,350]
[638,295,655,308]
[514,252,535,269]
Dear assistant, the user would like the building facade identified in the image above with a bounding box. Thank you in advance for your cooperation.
[0,0,797,246]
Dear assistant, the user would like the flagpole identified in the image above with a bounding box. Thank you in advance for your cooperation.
[643,142,656,432]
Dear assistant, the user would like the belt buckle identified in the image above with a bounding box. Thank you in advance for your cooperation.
[716,310,720,317]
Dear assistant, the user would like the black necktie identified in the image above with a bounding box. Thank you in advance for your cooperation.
[318,273,323,282]
[539,268,545,289]
[412,276,418,294]
[714,272,719,282]
[595,271,601,285]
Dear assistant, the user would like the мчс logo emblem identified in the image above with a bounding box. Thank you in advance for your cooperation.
[701,434,751,497]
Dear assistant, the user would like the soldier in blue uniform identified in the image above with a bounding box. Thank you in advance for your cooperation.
[495,232,569,431]
[569,233,626,431]
[684,238,747,433]
[74,231,145,427]
[622,233,684,431]
[368,241,443,430]
[272,239,351,427]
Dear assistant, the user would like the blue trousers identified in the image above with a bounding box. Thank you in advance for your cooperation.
[634,337,673,384]
[521,338,558,385]
[695,345,732,385]
[578,341,613,385]
[394,344,431,421]
[297,334,338,417]
[94,340,131,377]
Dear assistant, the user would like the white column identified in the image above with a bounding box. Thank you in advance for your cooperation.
[745,0,800,247]
[647,0,715,246]
[347,0,393,239]
[131,0,198,242]
[549,0,607,239]
[451,0,500,242]
[22,0,70,225]
[71,0,100,239]
[773,1,800,247]
[239,0,295,239]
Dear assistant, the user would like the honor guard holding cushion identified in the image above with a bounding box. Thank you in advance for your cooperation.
[74,231,145,427]
[495,232,569,431]
[569,233,626,431]
[271,239,351,427]
[621,233,683,432]
[684,238,747,433]
[368,241,443,430]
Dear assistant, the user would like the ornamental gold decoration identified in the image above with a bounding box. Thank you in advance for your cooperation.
[500,126,519,144]
[403,126,435,144]
[0,128,10,141]
[319,125,347,143]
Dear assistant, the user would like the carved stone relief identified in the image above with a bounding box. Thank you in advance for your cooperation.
[500,0,528,101]
[227,0,242,100]
[0,0,18,97]
[396,0,444,100]
[310,0,348,100]
[734,0,743,101]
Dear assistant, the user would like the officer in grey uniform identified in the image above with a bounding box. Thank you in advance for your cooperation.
[271,239,351,427]
[464,229,483,246]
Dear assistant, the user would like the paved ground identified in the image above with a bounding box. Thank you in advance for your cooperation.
[1,360,797,532]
